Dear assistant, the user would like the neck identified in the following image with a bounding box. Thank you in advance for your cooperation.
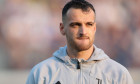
[67,45,94,60]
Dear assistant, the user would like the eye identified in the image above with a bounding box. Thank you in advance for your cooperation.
[86,22,94,27]
[87,23,93,26]
[70,23,81,28]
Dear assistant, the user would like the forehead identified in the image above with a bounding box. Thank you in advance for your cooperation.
[65,8,95,22]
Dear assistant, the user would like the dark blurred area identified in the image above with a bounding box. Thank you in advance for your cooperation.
[0,0,140,70]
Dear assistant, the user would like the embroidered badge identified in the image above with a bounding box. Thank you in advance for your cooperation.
[96,78,102,84]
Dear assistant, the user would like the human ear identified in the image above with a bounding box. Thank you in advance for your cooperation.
[60,23,65,35]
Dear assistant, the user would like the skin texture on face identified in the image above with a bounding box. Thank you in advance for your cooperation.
[60,8,96,59]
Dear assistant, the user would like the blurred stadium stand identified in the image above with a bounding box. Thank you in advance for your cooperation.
[0,0,140,84]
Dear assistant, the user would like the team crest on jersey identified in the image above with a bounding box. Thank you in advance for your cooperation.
[96,78,102,84]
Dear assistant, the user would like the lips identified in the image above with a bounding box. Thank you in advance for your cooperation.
[77,36,89,40]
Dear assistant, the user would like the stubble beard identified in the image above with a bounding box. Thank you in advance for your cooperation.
[67,36,94,52]
[74,42,93,51]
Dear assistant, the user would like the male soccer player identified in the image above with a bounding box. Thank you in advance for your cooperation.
[26,0,134,84]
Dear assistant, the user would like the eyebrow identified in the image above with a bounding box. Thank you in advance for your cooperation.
[70,21,94,24]
[86,22,95,24]
[69,22,81,26]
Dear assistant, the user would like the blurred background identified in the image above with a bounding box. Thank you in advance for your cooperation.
[0,0,140,84]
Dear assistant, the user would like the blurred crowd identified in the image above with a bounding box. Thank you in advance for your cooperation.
[0,0,139,69]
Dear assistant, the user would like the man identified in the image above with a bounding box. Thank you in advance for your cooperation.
[26,0,134,84]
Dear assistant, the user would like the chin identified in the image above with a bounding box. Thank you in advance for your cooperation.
[75,44,92,51]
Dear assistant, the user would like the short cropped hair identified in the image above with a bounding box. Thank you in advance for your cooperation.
[62,0,96,22]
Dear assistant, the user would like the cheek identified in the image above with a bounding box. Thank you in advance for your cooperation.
[68,29,77,36]
[65,29,74,39]
[91,28,96,34]
[91,31,96,35]
[89,29,96,37]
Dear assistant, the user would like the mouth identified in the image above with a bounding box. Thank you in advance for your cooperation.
[77,37,89,40]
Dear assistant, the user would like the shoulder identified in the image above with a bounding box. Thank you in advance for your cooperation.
[26,57,62,84]
[103,58,127,70]
[96,58,133,83]
[31,56,61,73]
[99,58,129,75]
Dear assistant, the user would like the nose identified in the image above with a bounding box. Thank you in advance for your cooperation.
[79,25,87,35]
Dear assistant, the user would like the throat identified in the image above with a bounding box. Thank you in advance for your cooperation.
[67,45,94,60]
